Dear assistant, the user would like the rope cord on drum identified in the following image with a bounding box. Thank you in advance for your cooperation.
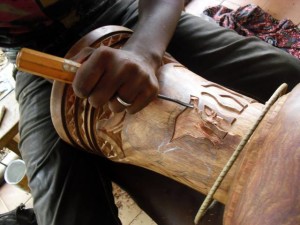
[194,83,288,225]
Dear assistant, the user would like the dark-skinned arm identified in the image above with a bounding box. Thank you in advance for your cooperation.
[123,0,184,70]
[72,0,184,114]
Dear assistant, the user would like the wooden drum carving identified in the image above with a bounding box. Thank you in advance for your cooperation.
[16,26,300,225]
[51,26,264,204]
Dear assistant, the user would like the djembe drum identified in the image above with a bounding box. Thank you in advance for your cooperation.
[17,26,300,225]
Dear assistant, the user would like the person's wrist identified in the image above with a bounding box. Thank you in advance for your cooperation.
[123,44,163,71]
[143,51,162,70]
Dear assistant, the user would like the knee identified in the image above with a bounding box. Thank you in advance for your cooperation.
[276,53,300,92]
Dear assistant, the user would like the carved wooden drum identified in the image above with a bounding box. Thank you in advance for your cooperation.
[48,26,263,204]
[17,26,300,225]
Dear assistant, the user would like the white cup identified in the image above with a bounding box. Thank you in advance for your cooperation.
[4,159,30,192]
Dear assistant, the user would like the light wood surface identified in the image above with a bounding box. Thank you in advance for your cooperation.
[16,48,79,84]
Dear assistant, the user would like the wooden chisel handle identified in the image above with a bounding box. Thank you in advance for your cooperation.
[16,48,79,83]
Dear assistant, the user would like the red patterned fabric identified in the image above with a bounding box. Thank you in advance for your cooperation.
[204,4,300,60]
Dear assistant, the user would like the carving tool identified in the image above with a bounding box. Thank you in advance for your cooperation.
[16,48,194,108]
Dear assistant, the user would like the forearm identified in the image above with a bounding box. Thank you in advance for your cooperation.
[123,0,184,69]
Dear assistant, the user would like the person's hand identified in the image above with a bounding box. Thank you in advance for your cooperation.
[72,46,160,114]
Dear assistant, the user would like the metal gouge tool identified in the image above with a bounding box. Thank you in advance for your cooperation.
[16,48,194,108]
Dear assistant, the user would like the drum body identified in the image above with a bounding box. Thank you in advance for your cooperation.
[50,26,264,204]
[224,84,300,225]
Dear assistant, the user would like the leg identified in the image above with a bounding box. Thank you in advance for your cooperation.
[15,73,121,225]
[168,12,300,102]
[106,161,224,225]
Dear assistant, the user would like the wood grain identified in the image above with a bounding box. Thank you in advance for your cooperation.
[224,84,300,225]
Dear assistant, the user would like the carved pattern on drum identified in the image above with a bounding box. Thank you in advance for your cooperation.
[64,86,83,148]
[201,82,256,104]
[93,105,126,159]
[93,33,131,49]
[75,97,93,151]
[172,82,250,145]
[58,31,133,158]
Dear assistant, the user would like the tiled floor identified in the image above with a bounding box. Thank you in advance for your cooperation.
[0,182,33,212]
[0,0,299,224]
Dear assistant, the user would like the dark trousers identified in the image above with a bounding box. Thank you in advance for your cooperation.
[15,1,300,224]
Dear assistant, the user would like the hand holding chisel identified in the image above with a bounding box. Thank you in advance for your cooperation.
[16,48,193,111]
